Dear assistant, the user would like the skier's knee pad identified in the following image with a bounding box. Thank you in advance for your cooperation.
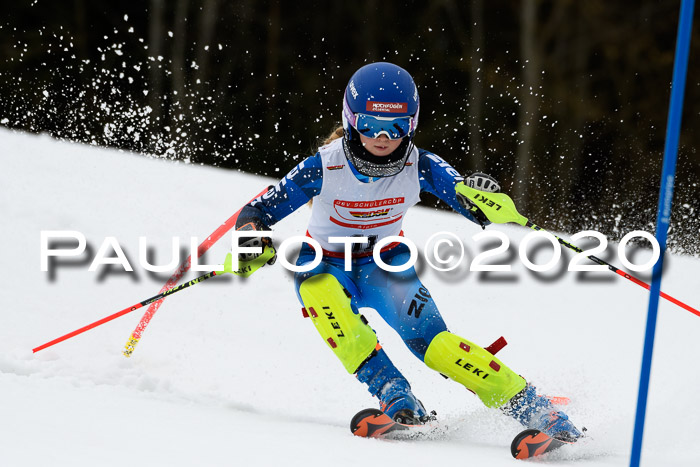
[424,331,526,408]
[299,273,378,374]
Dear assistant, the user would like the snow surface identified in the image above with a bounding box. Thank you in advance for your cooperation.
[1,128,699,467]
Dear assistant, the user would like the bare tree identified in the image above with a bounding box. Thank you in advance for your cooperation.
[263,0,281,134]
[171,0,190,128]
[194,0,220,89]
[148,0,165,124]
[468,0,485,171]
[515,0,539,207]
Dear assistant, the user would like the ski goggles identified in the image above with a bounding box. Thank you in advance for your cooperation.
[351,113,414,140]
[343,98,417,140]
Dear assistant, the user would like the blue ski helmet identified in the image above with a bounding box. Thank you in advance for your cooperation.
[342,62,420,177]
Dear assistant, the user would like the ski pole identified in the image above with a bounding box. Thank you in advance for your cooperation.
[33,271,219,353]
[523,220,699,317]
[456,184,700,318]
[33,246,276,354]
[122,185,273,358]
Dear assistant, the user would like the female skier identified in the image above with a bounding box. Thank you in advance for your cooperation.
[233,62,581,441]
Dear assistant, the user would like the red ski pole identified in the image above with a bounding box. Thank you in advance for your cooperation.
[33,244,276,354]
[122,185,272,357]
[524,220,700,318]
[33,271,220,353]
[456,185,700,318]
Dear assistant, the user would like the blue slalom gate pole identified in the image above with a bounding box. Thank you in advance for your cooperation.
[630,1,695,466]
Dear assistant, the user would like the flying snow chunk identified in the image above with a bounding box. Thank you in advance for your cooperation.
[42,90,49,98]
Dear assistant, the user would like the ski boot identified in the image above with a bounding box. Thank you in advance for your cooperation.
[379,378,430,425]
[355,348,434,425]
[503,384,583,442]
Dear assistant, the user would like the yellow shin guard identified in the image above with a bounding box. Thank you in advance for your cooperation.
[424,331,526,408]
[299,274,378,374]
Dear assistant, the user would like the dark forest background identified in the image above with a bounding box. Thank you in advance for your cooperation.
[1,1,698,254]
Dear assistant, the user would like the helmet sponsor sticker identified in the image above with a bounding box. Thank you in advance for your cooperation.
[366,101,408,113]
[348,80,359,99]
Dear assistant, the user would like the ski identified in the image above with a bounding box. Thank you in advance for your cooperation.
[510,429,576,459]
[350,408,440,440]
